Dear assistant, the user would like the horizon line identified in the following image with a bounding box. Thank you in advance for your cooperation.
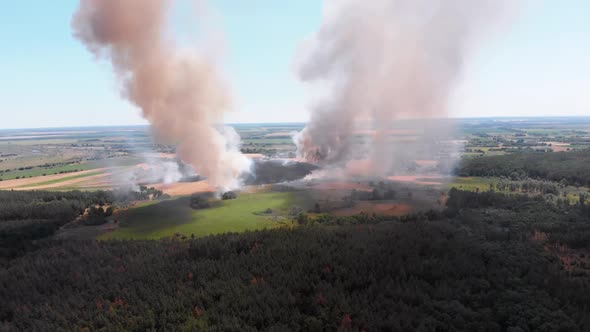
[1,115,590,131]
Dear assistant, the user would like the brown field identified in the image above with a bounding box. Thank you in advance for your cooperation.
[544,142,571,152]
[0,166,140,191]
[22,173,111,190]
[68,168,138,189]
[158,153,177,159]
[0,168,108,190]
[388,175,445,186]
[152,180,215,196]
[244,153,266,159]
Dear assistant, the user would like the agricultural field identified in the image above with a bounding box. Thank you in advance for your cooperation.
[451,176,499,192]
[1,117,590,240]
[100,191,296,240]
[3,118,590,331]
[0,127,149,183]
[459,117,590,157]
[235,123,301,157]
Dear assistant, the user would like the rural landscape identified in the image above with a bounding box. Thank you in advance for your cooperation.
[3,118,590,330]
[2,0,590,331]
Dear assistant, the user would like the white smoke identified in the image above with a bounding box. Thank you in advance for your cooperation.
[72,0,251,192]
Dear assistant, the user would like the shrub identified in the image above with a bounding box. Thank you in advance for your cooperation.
[221,191,237,200]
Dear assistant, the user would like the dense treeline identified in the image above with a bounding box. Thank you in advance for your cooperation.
[458,149,590,186]
[447,188,590,250]
[1,190,590,330]
[0,188,162,260]
[243,160,318,185]
[0,190,111,260]
[1,223,588,331]
[493,179,559,195]
[0,190,110,221]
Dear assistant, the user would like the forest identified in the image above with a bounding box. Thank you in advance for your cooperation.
[1,189,590,331]
[0,188,163,260]
[458,149,590,186]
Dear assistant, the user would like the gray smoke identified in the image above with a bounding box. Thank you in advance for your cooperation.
[295,0,505,176]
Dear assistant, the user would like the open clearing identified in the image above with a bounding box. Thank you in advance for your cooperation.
[451,177,498,192]
[100,191,295,240]
[544,141,571,152]
[333,201,414,217]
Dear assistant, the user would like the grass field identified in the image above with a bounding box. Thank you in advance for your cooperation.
[451,177,498,192]
[100,191,296,240]
[452,177,590,204]
[0,163,96,180]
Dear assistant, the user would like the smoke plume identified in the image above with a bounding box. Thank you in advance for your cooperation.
[72,0,250,190]
[295,0,504,176]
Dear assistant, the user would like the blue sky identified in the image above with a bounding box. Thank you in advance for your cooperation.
[0,0,588,129]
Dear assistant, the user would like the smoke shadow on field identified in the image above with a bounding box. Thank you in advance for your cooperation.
[242,160,319,185]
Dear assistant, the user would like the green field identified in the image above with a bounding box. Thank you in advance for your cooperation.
[0,163,97,181]
[451,177,498,192]
[452,176,590,204]
[100,191,296,240]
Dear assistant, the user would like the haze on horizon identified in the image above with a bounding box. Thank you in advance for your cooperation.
[0,0,588,130]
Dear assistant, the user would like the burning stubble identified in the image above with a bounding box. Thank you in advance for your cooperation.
[295,0,506,177]
[72,0,250,191]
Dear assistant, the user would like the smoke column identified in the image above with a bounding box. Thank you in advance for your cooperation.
[295,0,504,176]
[72,0,250,190]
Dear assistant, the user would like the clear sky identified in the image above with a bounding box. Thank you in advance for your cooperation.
[0,0,588,129]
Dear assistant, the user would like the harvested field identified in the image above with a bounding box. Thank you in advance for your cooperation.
[17,172,109,190]
[544,142,571,152]
[0,168,108,190]
[68,168,137,188]
[152,180,215,196]
[158,153,177,159]
[244,153,265,159]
